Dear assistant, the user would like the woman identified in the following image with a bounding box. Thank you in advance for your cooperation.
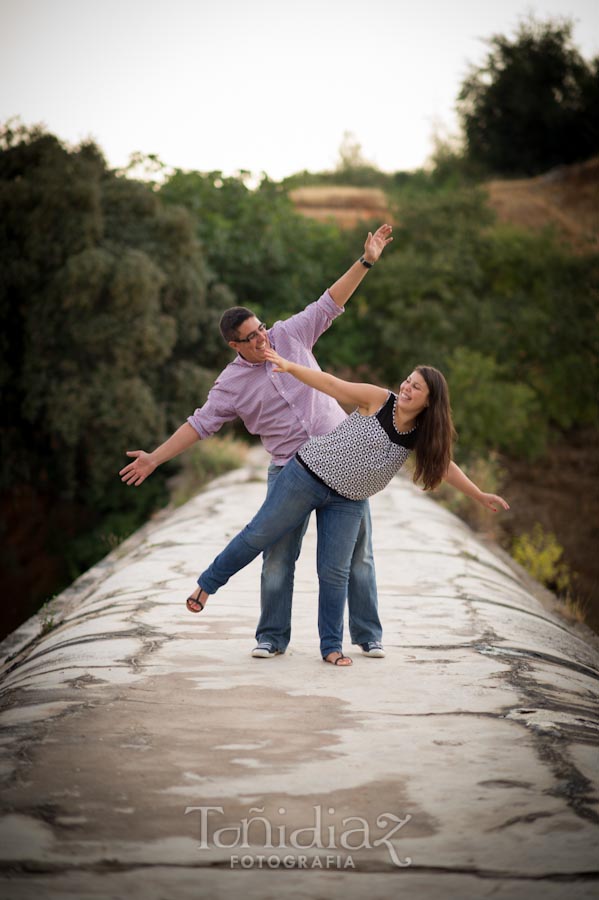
[186,349,509,666]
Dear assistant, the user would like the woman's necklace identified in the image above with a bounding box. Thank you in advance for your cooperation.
[392,393,416,435]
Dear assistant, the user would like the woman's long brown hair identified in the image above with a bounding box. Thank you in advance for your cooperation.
[412,366,456,491]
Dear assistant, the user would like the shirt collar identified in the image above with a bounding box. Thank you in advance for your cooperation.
[234,353,265,368]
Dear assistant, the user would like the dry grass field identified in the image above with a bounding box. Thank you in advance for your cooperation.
[289,159,599,254]
[289,185,390,228]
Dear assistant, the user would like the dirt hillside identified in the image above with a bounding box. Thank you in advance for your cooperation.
[485,157,599,253]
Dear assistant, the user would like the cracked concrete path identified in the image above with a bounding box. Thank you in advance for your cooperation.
[1,449,598,899]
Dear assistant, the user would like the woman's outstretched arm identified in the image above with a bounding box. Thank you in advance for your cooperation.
[443,461,510,513]
[264,348,387,413]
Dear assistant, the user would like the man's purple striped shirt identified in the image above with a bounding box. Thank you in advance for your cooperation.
[187,290,348,466]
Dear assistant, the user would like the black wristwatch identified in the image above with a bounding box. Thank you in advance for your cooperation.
[359,256,374,269]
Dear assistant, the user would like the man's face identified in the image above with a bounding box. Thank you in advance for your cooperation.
[229,316,271,363]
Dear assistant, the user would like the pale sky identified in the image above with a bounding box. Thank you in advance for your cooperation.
[1,0,597,179]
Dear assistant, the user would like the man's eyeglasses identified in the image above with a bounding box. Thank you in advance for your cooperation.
[235,323,267,343]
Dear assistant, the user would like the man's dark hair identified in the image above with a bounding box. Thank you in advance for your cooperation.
[219,307,256,342]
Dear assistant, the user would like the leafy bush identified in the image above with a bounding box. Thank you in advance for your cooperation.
[512,523,572,595]
[447,348,545,461]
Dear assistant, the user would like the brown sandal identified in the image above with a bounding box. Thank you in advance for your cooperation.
[323,652,353,666]
[186,591,205,613]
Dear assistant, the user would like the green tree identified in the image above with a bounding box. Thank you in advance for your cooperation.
[331,189,496,378]
[159,169,346,344]
[330,189,598,460]
[0,123,214,629]
[447,347,544,459]
[478,224,598,430]
[0,125,215,500]
[457,16,599,176]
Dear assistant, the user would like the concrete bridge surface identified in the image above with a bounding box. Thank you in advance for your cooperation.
[1,449,598,899]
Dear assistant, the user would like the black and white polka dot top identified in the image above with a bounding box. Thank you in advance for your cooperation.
[297,391,418,501]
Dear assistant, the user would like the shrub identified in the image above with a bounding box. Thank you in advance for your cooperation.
[512,523,572,594]
[170,436,249,507]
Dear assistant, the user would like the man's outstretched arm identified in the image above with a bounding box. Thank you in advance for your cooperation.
[120,423,199,487]
[329,224,393,308]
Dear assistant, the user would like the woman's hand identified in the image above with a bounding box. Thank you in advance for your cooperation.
[119,450,157,486]
[478,492,510,513]
[264,348,293,373]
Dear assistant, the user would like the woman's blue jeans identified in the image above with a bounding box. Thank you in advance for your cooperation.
[197,457,367,658]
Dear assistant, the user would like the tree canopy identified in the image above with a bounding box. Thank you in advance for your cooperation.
[159,168,345,341]
[322,190,597,461]
[457,16,599,176]
[0,123,218,626]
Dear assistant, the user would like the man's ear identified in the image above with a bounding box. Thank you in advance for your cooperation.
[228,340,238,350]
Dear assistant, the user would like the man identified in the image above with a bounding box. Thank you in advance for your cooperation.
[120,224,393,658]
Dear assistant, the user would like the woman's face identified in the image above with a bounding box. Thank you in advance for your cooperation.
[397,370,430,415]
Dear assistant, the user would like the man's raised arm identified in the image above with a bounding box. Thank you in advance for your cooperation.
[328,223,393,308]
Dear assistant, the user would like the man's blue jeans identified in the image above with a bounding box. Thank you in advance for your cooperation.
[197,458,375,658]
[255,463,382,653]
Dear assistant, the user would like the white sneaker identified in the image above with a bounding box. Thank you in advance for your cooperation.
[360,641,385,658]
[251,642,282,658]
